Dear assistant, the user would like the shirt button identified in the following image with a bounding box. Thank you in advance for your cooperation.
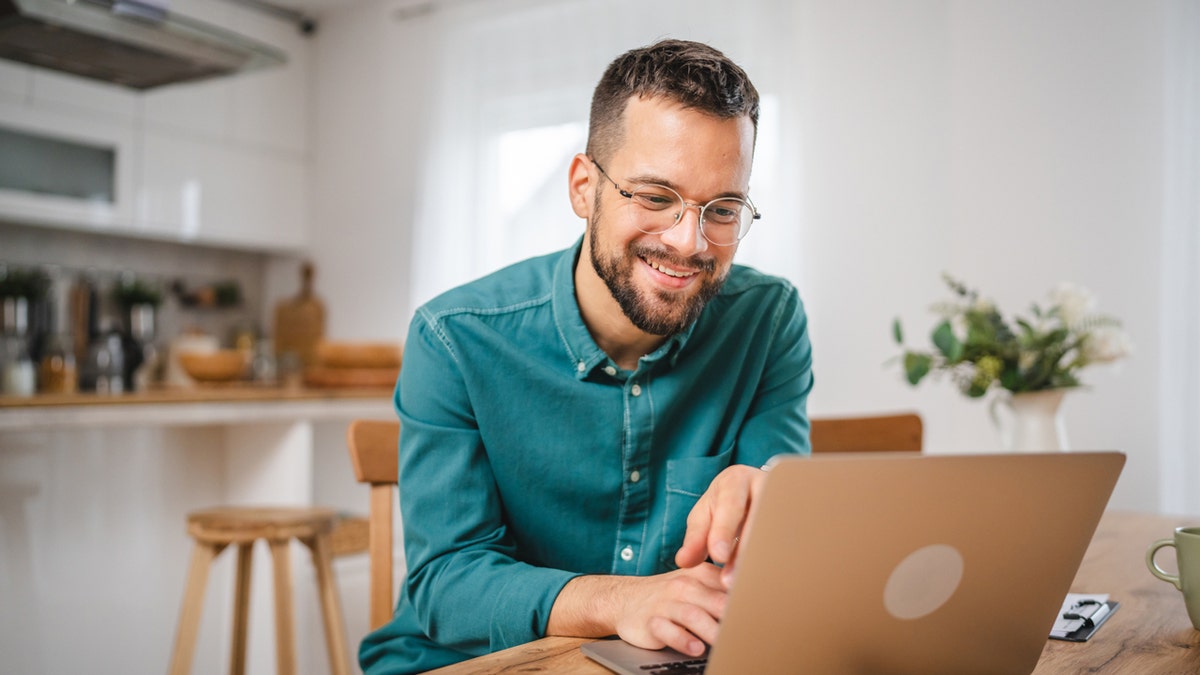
[630,384,642,397]
[630,470,641,483]
[620,546,634,562]
[576,361,586,372]
[604,366,617,376]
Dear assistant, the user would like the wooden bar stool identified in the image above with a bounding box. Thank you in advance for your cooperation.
[167,506,351,675]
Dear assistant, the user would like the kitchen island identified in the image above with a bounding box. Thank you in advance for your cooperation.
[0,385,394,429]
[0,386,394,674]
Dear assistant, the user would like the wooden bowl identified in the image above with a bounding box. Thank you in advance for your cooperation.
[315,341,402,369]
[179,350,246,383]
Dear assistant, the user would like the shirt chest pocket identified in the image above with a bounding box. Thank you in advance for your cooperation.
[660,446,734,570]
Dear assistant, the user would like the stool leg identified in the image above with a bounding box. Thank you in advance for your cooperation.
[303,533,351,675]
[168,541,227,675]
[230,542,254,675]
[268,538,296,675]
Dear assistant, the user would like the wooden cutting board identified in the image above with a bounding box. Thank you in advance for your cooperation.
[274,262,325,367]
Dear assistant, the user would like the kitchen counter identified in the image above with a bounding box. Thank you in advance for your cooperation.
[0,383,395,673]
[0,385,394,430]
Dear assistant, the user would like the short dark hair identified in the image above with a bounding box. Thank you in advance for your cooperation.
[586,39,760,165]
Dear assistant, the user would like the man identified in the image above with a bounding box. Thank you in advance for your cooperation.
[360,39,813,674]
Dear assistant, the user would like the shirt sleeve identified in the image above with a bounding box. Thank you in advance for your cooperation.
[732,283,814,468]
[394,309,581,655]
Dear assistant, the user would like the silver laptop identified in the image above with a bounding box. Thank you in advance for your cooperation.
[582,451,1124,675]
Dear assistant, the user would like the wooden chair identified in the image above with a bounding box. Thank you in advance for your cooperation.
[346,419,400,631]
[344,412,922,632]
[167,506,351,675]
[810,412,923,453]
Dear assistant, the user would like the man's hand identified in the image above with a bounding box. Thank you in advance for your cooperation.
[673,464,767,587]
[548,565,728,657]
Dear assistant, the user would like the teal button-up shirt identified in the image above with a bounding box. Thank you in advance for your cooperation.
[360,239,813,674]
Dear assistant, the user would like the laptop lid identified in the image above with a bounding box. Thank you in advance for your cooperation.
[583,451,1125,675]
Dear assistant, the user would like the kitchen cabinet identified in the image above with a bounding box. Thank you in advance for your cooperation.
[140,130,309,250]
[0,60,29,103]
[0,100,138,232]
[30,68,140,122]
[0,0,312,252]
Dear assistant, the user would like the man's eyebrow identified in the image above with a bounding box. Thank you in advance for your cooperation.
[624,173,748,201]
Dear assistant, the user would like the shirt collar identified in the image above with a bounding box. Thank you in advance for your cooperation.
[552,237,698,379]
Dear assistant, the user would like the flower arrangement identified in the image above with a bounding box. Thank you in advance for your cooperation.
[893,275,1132,397]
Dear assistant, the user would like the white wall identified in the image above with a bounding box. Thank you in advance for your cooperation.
[304,0,1186,514]
[789,0,1168,515]
[266,0,436,344]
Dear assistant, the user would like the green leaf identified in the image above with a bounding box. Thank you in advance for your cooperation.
[892,318,904,344]
[931,321,963,361]
[904,353,933,385]
[964,380,989,397]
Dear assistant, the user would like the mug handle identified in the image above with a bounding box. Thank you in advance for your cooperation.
[1146,538,1183,591]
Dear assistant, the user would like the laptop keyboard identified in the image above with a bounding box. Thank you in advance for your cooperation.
[640,657,708,674]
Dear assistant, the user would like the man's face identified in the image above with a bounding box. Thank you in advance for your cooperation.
[583,96,755,337]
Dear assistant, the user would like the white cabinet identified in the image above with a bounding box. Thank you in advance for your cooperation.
[0,0,312,252]
[0,100,138,232]
[140,131,308,250]
[0,61,30,103]
[29,69,140,121]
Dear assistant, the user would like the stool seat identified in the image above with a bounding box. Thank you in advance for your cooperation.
[187,506,337,544]
[168,505,351,675]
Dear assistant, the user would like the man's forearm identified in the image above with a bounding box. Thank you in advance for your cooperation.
[546,574,627,637]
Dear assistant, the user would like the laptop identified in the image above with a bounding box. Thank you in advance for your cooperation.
[582,451,1124,675]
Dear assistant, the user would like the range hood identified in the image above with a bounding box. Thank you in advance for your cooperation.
[0,0,287,89]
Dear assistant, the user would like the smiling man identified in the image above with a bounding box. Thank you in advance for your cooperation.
[359,39,813,674]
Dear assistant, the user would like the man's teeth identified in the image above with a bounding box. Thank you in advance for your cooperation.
[647,259,696,278]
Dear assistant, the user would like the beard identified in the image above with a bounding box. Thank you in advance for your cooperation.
[588,197,729,337]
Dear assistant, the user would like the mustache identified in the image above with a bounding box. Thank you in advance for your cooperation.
[631,242,717,273]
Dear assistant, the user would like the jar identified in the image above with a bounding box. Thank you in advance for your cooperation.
[2,333,36,397]
[38,332,78,394]
[83,330,125,394]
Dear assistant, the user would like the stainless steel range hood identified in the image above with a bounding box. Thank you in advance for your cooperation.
[0,0,287,89]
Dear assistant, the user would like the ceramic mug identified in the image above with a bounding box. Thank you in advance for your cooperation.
[1146,526,1200,630]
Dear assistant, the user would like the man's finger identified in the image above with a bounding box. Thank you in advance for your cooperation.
[675,503,714,568]
[705,479,751,564]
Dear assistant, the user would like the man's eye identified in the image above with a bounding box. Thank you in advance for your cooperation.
[632,190,677,210]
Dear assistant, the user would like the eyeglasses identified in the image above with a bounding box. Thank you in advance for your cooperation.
[591,158,760,247]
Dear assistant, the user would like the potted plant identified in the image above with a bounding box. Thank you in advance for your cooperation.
[893,274,1132,450]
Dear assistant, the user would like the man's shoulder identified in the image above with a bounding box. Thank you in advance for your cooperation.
[720,264,798,300]
[417,247,565,323]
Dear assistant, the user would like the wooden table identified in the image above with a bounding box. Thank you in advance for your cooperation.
[428,511,1200,674]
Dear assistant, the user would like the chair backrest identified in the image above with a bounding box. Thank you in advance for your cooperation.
[346,419,400,631]
[810,412,923,453]
[346,411,921,629]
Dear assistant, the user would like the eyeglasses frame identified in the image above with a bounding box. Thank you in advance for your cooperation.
[590,158,761,247]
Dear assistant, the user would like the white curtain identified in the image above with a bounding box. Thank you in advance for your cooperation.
[1160,0,1200,515]
[404,0,803,308]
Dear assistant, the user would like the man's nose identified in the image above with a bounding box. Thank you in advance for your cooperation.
[658,204,708,256]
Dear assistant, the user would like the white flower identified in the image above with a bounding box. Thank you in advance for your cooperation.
[950,314,968,342]
[1081,326,1134,364]
[929,301,964,319]
[1049,282,1097,326]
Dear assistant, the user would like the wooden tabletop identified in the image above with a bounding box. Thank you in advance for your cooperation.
[427,511,1200,674]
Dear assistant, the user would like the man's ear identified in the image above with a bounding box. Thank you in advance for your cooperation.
[567,153,594,219]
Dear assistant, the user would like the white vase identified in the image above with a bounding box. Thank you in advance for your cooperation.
[989,389,1071,452]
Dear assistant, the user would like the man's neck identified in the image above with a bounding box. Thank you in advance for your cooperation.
[574,254,666,371]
